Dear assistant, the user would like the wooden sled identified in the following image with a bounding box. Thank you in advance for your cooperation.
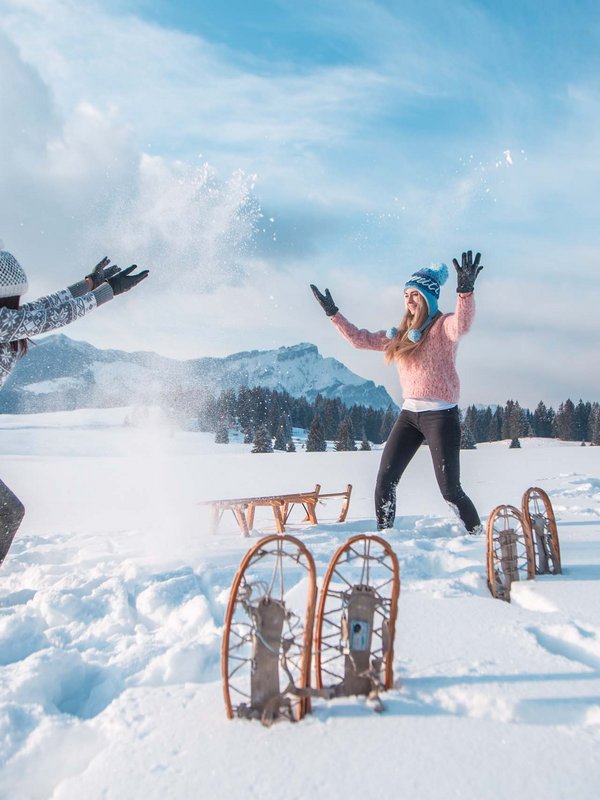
[201,484,352,536]
[486,505,535,602]
[314,535,400,711]
[521,487,561,575]
[222,535,320,725]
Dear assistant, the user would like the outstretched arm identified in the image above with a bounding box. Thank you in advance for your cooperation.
[443,293,475,341]
[0,285,113,344]
[20,257,121,313]
[329,312,388,351]
[310,283,387,350]
[8,260,150,342]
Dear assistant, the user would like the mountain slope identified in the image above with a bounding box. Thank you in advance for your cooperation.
[0,335,396,413]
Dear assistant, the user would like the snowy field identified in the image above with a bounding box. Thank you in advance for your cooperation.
[1,407,599,799]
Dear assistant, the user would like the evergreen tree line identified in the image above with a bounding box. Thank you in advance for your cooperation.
[161,387,600,451]
[194,386,398,452]
[462,399,600,445]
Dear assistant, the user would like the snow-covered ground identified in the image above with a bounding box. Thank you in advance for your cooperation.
[1,408,599,799]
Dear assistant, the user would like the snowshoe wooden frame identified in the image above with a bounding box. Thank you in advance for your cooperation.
[222,534,317,725]
[486,505,535,602]
[521,486,561,575]
[314,534,400,706]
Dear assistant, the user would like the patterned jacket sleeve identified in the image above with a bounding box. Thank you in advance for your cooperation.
[329,312,389,351]
[442,293,475,342]
[0,285,113,344]
[19,289,75,313]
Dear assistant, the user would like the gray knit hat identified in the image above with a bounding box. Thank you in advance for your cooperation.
[0,251,28,298]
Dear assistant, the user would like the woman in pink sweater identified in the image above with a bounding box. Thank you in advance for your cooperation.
[310,251,483,534]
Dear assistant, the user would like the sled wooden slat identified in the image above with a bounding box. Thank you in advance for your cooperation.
[199,484,352,536]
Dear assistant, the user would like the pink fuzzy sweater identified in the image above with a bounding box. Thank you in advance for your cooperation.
[330,294,475,403]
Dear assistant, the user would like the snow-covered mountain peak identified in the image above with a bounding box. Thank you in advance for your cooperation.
[1,335,396,414]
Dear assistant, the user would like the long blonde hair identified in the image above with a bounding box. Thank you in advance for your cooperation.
[384,292,439,363]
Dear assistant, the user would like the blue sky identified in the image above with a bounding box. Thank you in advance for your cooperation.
[0,0,599,406]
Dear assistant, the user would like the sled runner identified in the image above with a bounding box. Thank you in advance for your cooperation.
[222,534,323,725]
[486,505,535,601]
[521,487,561,575]
[314,535,400,711]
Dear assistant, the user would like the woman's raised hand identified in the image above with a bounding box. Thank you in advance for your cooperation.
[310,284,339,317]
[452,251,483,294]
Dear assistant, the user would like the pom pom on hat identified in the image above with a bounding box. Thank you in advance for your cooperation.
[0,250,28,298]
[419,262,448,286]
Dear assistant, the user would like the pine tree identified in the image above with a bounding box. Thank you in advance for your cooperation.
[590,404,600,446]
[286,440,296,452]
[273,426,287,451]
[345,416,357,451]
[555,399,576,441]
[502,400,514,440]
[574,399,592,442]
[380,406,396,442]
[360,435,371,451]
[273,413,291,451]
[533,401,554,437]
[267,395,282,437]
[335,419,349,451]
[215,422,229,444]
[349,405,365,440]
[488,407,503,441]
[477,407,493,442]
[464,405,478,441]
[513,401,528,437]
[321,398,343,440]
[364,407,385,444]
[509,437,521,449]
[335,417,357,451]
[460,424,477,450]
[252,425,273,453]
[306,415,327,452]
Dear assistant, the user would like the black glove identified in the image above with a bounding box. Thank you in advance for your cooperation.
[108,265,149,296]
[310,284,339,316]
[452,250,483,294]
[86,257,121,289]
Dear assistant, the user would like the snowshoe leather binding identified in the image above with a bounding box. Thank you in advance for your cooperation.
[314,534,400,711]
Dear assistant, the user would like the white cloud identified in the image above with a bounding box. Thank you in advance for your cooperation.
[0,24,262,300]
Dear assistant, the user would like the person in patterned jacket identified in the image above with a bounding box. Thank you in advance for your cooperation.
[311,251,483,535]
[0,249,148,565]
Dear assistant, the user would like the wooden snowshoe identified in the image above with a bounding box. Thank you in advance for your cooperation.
[222,535,320,725]
[314,534,400,710]
[521,487,561,575]
[486,505,535,602]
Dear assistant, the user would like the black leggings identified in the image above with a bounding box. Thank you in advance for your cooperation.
[0,478,25,567]
[375,407,480,533]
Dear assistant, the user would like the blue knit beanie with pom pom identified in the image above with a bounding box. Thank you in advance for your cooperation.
[404,262,448,316]
[400,262,449,342]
